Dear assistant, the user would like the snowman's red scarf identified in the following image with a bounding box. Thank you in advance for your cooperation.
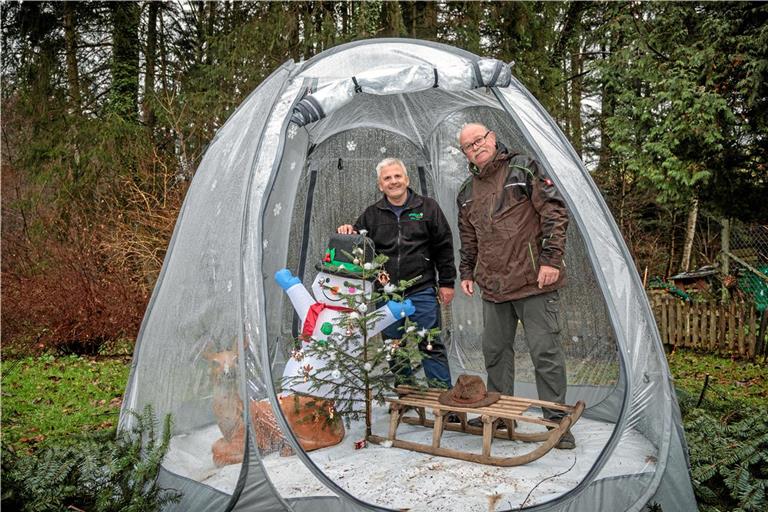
[301,302,354,340]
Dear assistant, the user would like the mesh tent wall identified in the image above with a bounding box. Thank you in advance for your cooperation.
[119,39,697,512]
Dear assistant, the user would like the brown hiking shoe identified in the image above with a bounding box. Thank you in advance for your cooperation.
[555,429,576,450]
[467,417,512,430]
[446,413,462,424]
[467,417,484,428]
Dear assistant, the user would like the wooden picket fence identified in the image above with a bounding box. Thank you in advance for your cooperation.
[649,291,766,359]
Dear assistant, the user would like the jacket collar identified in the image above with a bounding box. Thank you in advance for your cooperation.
[470,143,514,179]
[375,187,422,211]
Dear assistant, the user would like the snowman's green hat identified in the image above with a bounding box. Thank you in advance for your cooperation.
[316,233,375,278]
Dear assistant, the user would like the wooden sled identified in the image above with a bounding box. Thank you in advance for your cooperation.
[367,386,585,467]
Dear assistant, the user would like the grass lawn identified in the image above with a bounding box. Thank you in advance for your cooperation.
[1,354,131,453]
[2,347,765,512]
[666,348,768,410]
[1,347,765,454]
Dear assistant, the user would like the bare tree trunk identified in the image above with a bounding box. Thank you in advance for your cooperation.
[597,39,614,176]
[206,1,216,64]
[665,211,677,279]
[109,2,140,120]
[143,1,158,129]
[720,218,730,303]
[63,1,81,114]
[680,196,699,272]
[159,7,169,96]
[400,1,437,39]
[570,44,583,157]
[341,0,350,37]
[380,1,405,37]
[550,2,585,67]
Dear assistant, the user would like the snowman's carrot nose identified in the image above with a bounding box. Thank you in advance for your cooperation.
[330,286,340,294]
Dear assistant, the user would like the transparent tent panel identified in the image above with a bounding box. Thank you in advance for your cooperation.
[120,66,292,505]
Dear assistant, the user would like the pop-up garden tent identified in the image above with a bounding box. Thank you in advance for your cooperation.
[119,39,697,512]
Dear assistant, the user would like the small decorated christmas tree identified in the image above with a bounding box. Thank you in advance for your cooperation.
[278,233,441,440]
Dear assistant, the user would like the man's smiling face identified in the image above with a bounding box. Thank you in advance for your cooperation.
[377,163,410,205]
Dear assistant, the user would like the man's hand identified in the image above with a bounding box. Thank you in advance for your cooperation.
[337,224,356,234]
[460,279,474,297]
[537,265,560,289]
[438,287,455,305]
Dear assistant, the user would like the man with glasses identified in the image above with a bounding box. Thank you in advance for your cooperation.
[456,123,574,449]
[337,158,457,395]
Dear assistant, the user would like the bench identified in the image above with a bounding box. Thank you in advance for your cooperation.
[367,386,585,467]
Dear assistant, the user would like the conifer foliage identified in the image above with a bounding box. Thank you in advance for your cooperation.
[686,408,768,512]
[1,406,181,512]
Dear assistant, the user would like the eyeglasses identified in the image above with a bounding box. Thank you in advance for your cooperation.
[460,131,491,154]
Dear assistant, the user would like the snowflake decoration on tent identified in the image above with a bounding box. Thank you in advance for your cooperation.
[273,203,282,216]
[379,146,387,153]
[288,124,298,139]
[346,140,357,152]
[263,239,269,250]
[290,161,296,170]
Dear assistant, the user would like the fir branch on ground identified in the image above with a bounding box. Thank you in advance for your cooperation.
[684,408,768,512]
[1,406,181,512]
[671,351,768,512]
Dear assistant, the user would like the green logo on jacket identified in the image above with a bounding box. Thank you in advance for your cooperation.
[407,212,424,221]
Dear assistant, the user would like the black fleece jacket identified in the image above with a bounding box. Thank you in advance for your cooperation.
[353,188,456,295]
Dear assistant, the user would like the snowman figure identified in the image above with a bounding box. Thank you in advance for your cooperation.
[275,233,414,400]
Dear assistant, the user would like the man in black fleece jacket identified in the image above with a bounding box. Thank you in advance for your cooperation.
[338,157,456,389]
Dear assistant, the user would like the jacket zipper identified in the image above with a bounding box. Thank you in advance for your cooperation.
[528,242,537,272]
[396,220,402,279]
[488,193,494,222]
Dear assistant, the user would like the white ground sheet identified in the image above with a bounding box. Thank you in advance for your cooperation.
[163,407,656,511]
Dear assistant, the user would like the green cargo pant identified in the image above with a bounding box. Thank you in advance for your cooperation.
[481,290,567,420]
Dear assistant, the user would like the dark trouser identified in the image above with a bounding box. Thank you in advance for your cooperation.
[383,287,452,388]
[482,290,566,420]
